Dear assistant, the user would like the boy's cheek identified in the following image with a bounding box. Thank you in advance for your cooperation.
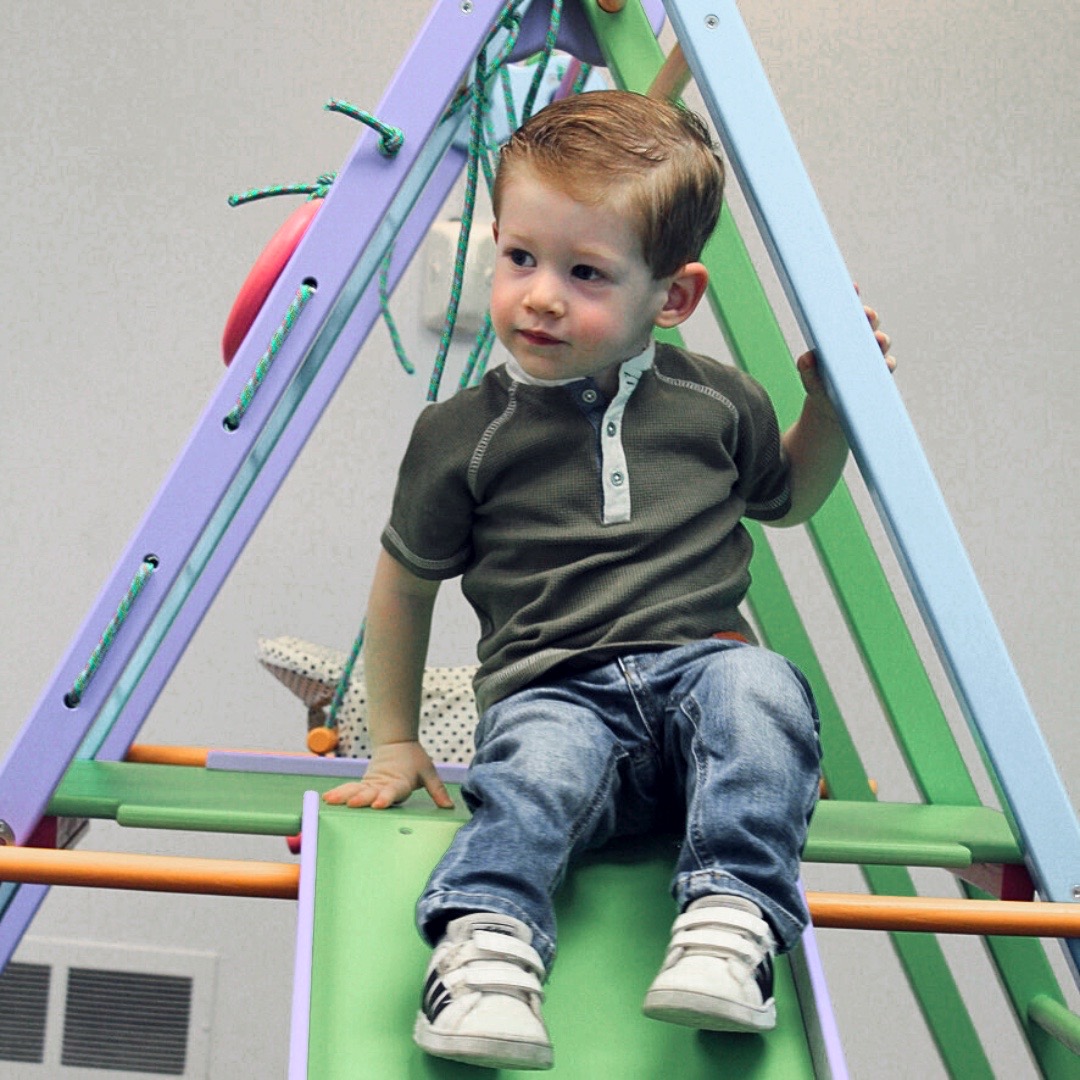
[488,299,514,345]
[573,310,624,348]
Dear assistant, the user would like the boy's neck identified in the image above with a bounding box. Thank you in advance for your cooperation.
[504,340,656,399]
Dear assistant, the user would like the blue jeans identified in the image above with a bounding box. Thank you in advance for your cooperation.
[416,640,821,969]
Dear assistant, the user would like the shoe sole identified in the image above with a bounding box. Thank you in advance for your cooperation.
[414,1017,554,1070]
[642,989,776,1033]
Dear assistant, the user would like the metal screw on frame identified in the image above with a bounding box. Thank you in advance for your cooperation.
[705,14,719,29]
[1072,884,1080,900]
[0,821,14,847]
[461,0,474,13]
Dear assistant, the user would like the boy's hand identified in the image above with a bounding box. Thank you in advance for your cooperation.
[322,740,454,810]
[796,294,896,399]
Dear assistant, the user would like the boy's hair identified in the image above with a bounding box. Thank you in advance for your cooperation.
[492,90,724,280]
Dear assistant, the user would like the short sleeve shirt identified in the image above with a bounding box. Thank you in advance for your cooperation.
[383,342,791,711]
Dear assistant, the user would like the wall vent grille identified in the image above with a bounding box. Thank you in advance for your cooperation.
[0,962,51,1064]
[1,937,216,1078]
[62,968,192,1075]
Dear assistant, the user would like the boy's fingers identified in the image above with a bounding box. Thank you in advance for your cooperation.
[322,781,365,805]
[323,752,452,811]
[323,777,397,809]
[424,772,455,809]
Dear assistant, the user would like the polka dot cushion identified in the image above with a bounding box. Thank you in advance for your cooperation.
[256,635,479,763]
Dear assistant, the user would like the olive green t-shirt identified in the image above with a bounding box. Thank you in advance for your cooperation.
[382,342,791,712]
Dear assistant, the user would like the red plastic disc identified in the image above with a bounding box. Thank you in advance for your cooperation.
[221,198,322,365]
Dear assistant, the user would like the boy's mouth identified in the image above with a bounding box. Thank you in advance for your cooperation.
[518,328,565,347]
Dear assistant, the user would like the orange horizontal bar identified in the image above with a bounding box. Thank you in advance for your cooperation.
[126,744,209,767]
[125,744,314,767]
[0,846,299,899]
[3,845,1077,936]
[809,892,1080,938]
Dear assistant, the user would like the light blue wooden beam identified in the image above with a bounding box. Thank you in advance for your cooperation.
[664,0,1079,982]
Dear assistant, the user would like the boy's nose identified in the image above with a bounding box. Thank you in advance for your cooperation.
[524,273,565,317]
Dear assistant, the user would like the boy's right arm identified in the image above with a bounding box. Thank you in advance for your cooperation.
[322,549,453,810]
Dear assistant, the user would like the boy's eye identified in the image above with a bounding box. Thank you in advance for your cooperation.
[571,264,604,282]
[507,248,535,268]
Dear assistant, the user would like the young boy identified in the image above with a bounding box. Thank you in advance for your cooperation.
[325,89,892,1070]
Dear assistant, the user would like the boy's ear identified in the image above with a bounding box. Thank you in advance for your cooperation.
[654,262,709,329]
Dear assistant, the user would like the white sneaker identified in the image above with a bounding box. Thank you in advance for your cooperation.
[414,912,553,1070]
[643,896,777,1032]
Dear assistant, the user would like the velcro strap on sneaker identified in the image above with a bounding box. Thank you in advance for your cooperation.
[674,905,772,943]
[471,930,545,978]
[670,925,761,965]
[462,959,546,1000]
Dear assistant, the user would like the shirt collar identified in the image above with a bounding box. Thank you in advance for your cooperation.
[502,340,656,388]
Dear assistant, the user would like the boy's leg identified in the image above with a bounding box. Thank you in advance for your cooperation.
[415,669,659,1068]
[631,642,821,1031]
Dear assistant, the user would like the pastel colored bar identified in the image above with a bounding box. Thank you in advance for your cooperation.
[0,0,509,847]
[665,0,1080,978]
[0,846,300,898]
[288,791,321,1080]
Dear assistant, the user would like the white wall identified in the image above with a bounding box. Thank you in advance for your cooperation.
[1,2,1076,1076]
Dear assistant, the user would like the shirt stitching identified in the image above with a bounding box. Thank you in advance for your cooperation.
[653,368,741,433]
[747,485,791,515]
[468,384,518,493]
[383,524,470,573]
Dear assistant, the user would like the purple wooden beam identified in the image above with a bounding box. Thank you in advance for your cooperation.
[0,0,509,848]
[288,790,321,1080]
[96,138,469,763]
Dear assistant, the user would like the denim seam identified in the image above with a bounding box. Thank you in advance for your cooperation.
[617,657,661,751]
[565,746,622,855]
[679,692,712,874]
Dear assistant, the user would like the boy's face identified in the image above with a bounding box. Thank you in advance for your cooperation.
[490,166,674,395]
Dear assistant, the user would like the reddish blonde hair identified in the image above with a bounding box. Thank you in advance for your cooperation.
[492,90,724,279]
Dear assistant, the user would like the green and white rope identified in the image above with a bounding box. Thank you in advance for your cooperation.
[499,64,518,133]
[326,619,366,732]
[325,99,404,156]
[379,246,415,375]
[572,62,593,95]
[428,0,576,400]
[520,0,563,122]
[65,556,158,707]
[425,3,526,399]
[426,43,490,402]
[228,173,336,207]
[460,313,497,390]
[223,283,316,431]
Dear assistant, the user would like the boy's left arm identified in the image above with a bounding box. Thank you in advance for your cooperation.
[772,303,894,527]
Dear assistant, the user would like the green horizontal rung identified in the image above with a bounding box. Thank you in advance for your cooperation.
[115,804,301,835]
[50,762,1021,873]
[806,801,1022,868]
[49,760,343,836]
[1028,995,1080,1057]
[807,838,972,869]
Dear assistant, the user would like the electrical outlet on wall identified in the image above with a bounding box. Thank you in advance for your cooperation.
[421,219,496,337]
